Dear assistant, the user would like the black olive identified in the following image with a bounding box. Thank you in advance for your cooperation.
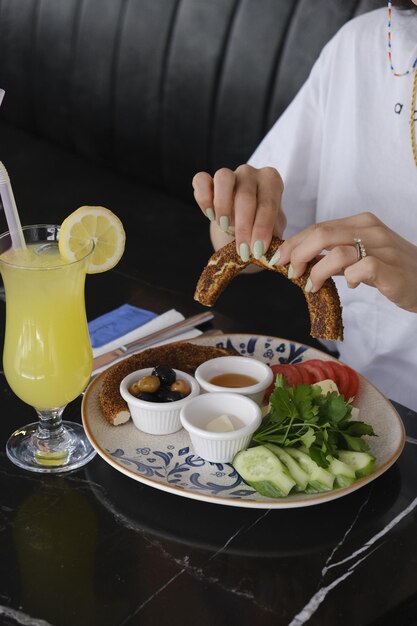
[154,387,183,402]
[137,391,161,403]
[155,386,168,401]
[152,365,176,386]
[165,390,184,402]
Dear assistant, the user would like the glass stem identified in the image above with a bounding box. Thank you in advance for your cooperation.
[33,407,73,463]
[36,407,66,440]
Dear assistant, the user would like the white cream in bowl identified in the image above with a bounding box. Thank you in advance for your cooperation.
[180,392,262,463]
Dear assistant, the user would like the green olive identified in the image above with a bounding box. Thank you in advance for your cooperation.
[170,379,191,396]
[137,375,161,393]
[128,381,142,396]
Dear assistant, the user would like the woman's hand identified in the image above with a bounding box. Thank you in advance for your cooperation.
[274,212,417,314]
[192,165,286,261]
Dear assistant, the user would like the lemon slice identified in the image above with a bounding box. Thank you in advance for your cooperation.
[58,206,126,273]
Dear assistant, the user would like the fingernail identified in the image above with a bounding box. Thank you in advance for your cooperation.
[288,264,294,279]
[268,250,281,266]
[219,216,229,232]
[239,243,250,262]
[253,240,264,260]
[206,207,215,222]
[305,277,313,293]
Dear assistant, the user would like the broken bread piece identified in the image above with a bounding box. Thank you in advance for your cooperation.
[194,236,343,341]
[99,341,238,426]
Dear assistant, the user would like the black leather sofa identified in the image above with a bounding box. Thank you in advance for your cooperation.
[0,0,385,345]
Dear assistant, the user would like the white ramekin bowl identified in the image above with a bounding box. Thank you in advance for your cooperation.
[180,392,262,463]
[120,368,200,435]
[194,356,274,406]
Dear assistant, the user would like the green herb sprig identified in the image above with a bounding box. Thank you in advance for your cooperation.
[252,375,375,468]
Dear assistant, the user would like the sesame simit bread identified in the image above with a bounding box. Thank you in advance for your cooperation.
[99,341,238,426]
[194,237,344,342]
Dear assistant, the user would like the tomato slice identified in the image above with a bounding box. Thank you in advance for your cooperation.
[315,360,336,380]
[341,364,360,400]
[293,362,315,384]
[264,359,360,402]
[264,363,304,399]
[325,361,350,399]
[296,359,328,383]
[270,364,303,387]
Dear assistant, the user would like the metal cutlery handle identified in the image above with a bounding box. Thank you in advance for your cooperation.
[91,310,215,371]
[121,310,214,356]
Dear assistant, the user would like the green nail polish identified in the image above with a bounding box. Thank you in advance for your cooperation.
[253,240,264,260]
[219,216,229,232]
[288,264,294,279]
[206,207,215,222]
[268,250,281,266]
[305,277,313,293]
[239,243,250,262]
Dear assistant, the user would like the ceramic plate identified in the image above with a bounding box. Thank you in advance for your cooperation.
[82,334,405,509]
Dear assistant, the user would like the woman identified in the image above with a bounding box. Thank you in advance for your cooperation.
[192,0,417,410]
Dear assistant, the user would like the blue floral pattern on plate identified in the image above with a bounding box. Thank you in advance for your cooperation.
[82,333,403,508]
[218,336,308,365]
[108,445,254,497]
[103,335,309,499]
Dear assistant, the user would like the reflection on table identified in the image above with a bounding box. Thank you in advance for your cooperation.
[1,271,417,626]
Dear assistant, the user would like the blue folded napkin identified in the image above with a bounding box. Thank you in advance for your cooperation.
[88,304,157,348]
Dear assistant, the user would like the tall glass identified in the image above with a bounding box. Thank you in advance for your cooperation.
[0,224,96,472]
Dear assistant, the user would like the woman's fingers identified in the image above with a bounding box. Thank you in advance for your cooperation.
[305,246,359,292]
[275,213,383,278]
[270,211,417,313]
[233,166,258,260]
[193,169,237,233]
[344,256,417,312]
[193,168,240,233]
[278,213,376,254]
[193,165,284,260]
[193,178,417,315]
[250,166,284,258]
[212,168,237,233]
[233,165,283,260]
[192,171,215,221]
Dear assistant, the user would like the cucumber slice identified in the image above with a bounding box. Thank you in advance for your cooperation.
[265,443,309,491]
[305,484,320,494]
[337,450,375,477]
[327,456,356,488]
[286,448,335,492]
[233,446,296,497]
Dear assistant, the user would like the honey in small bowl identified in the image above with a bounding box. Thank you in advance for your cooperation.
[209,373,258,388]
[195,356,274,407]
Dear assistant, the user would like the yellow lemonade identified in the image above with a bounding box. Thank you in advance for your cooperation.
[1,242,92,409]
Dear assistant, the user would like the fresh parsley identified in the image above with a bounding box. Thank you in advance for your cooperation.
[252,374,376,468]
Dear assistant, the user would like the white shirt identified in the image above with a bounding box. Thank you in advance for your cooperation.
[249,8,417,410]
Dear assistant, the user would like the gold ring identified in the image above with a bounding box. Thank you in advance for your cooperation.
[353,237,367,261]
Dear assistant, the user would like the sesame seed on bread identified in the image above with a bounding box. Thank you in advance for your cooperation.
[194,237,343,342]
[98,341,238,426]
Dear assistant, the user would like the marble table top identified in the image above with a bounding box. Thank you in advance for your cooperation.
[0,272,416,626]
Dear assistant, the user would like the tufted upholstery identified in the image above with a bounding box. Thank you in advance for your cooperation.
[0,0,386,343]
[0,0,385,199]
